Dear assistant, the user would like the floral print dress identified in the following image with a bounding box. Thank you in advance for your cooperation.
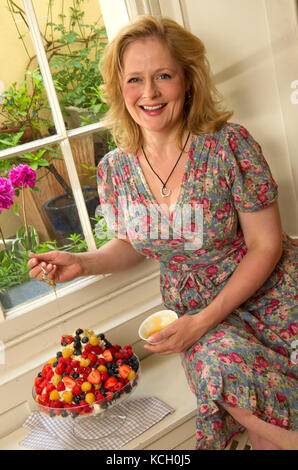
[97,122,298,450]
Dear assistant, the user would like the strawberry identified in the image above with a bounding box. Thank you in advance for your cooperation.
[38,394,49,406]
[103,349,113,362]
[46,382,56,394]
[106,391,114,401]
[35,376,44,387]
[87,353,97,366]
[95,391,105,402]
[104,376,118,390]
[71,360,80,369]
[62,376,76,389]
[99,370,109,382]
[118,365,132,379]
[72,384,82,396]
[87,369,101,385]
[55,363,66,375]
[57,381,66,392]
[41,363,52,378]
[113,381,123,391]
[97,358,106,366]
[84,344,93,353]
[92,346,103,354]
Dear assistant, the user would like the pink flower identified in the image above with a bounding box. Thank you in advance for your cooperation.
[239,159,251,171]
[239,126,249,139]
[275,392,287,403]
[199,404,210,415]
[0,177,15,212]
[218,353,232,364]
[9,164,36,189]
[223,392,238,406]
[257,192,268,204]
[205,265,218,276]
[212,420,223,431]
[228,352,244,364]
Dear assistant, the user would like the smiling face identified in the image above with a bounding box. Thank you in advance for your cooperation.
[121,36,188,140]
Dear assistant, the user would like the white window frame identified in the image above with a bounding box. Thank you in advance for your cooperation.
[0,0,162,337]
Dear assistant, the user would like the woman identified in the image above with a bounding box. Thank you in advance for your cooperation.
[28,16,297,450]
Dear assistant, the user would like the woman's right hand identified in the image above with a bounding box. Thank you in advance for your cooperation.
[28,251,84,284]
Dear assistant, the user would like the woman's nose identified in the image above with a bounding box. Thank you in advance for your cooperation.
[142,78,160,98]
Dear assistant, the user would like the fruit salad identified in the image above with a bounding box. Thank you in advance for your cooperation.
[33,328,140,419]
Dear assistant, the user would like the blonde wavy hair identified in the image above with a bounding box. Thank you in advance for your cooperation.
[99,15,233,153]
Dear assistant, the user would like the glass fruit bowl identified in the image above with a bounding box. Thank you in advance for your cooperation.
[32,328,141,441]
[32,359,140,421]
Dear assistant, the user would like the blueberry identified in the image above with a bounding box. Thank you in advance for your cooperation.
[76,328,83,335]
[97,333,105,340]
[105,341,112,348]
[61,342,67,347]
[53,361,58,367]
[72,372,79,379]
[81,336,89,343]
[114,391,120,399]
[74,396,81,404]
[100,402,108,409]
[125,384,132,394]
[56,351,63,358]
[37,372,42,378]
[61,410,68,418]
[50,410,56,418]
[71,412,79,419]
[74,349,81,356]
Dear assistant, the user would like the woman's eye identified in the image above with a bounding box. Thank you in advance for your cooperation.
[128,77,139,83]
[158,73,171,80]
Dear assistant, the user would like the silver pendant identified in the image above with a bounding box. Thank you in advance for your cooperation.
[160,186,171,198]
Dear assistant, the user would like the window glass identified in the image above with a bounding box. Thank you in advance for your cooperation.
[0,1,55,141]
[0,1,112,314]
[32,0,109,131]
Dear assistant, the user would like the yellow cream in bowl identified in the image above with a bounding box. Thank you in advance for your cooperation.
[139,310,178,344]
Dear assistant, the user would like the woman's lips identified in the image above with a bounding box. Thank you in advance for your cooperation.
[139,103,167,115]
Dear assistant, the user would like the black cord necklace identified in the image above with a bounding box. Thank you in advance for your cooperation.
[141,131,191,198]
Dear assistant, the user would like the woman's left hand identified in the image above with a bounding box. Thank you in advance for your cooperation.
[143,312,210,355]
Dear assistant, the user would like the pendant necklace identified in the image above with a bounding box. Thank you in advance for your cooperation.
[141,131,191,198]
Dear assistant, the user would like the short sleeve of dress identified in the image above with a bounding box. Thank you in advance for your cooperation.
[97,152,127,239]
[222,124,278,212]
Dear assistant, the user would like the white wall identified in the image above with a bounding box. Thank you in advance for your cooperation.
[160,0,298,237]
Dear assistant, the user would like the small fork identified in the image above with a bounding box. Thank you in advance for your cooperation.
[40,264,56,289]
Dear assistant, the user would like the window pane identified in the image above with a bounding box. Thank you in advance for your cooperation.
[0,1,55,141]
[0,139,109,312]
[32,0,109,131]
